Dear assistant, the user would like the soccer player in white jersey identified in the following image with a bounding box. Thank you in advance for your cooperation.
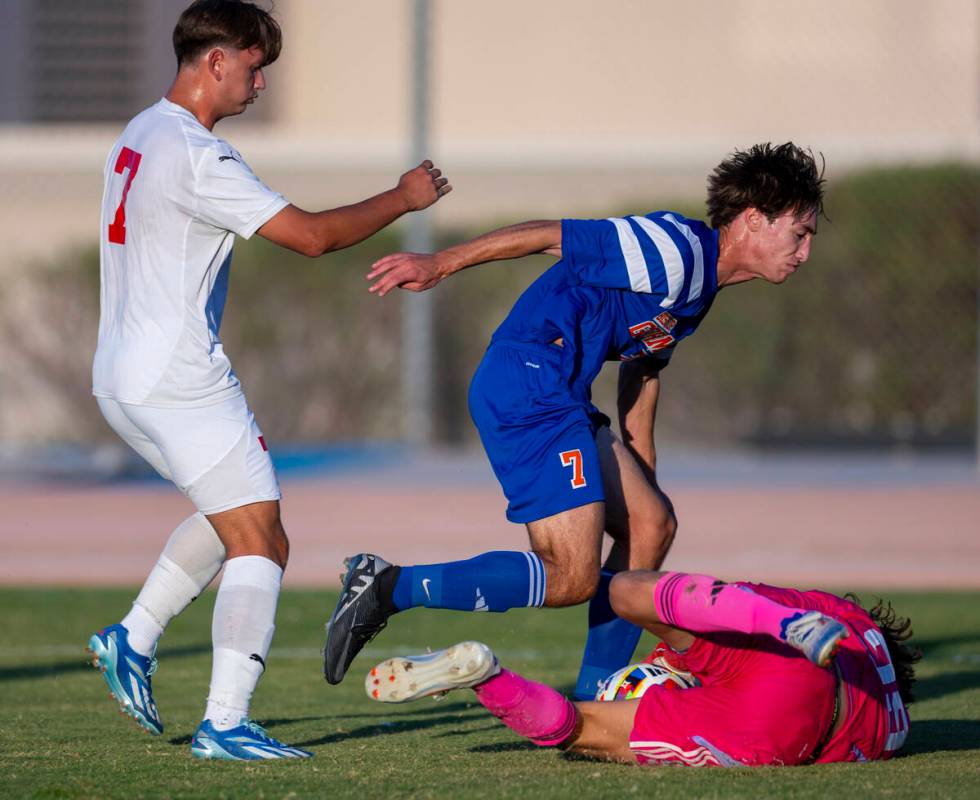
[86,0,450,761]
[324,144,824,702]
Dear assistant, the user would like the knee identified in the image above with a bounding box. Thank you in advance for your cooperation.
[608,571,652,624]
[608,572,632,618]
[568,568,601,605]
[562,574,600,606]
[277,532,290,567]
[616,508,677,573]
[543,559,601,607]
[242,517,289,568]
[269,525,289,568]
[637,506,677,566]
[657,510,677,551]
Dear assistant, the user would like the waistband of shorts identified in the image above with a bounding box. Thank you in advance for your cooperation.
[93,388,245,410]
[807,661,843,764]
[489,338,566,363]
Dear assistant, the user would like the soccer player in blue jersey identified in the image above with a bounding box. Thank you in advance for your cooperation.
[323,143,824,699]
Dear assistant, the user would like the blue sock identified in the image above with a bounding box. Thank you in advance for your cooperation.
[573,569,643,700]
[391,551,546,613]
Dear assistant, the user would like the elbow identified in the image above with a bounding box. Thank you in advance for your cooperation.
[299,234,326,258]
[279,229,323,258]
[303,232,346,258]
[292,221,335,257]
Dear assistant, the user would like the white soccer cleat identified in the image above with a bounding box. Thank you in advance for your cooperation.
[365,641,500,703]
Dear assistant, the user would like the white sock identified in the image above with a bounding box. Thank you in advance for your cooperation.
[204,555,282,731]
[121,513,226,657]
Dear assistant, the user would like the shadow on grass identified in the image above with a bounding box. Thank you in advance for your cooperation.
[169,716,980,756]
[914,669,980,702]
[433,722,501,738]
[903,719,980,755]
[168,716,340,747]
[467,721,980,762]
[291,709,485,748]
[0,643,211,683]
[912,634,980,655]
[325,699,478,719]
[469,741,537,754]
[167,704,488,747]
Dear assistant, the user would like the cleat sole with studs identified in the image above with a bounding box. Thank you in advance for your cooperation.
[366,641,498,703]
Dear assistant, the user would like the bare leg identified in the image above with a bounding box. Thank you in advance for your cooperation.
[573,427,677,698]
[470,663,640,763]
[206,499,289,567]
[608,570,695,651]
[598,426,676,573]
[526,501,605,606]
[565,700,642,763]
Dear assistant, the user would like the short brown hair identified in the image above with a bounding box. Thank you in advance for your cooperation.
[173,0,282,67]
[706,142,825,229]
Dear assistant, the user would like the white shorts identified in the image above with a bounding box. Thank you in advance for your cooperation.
[97,394,281,515]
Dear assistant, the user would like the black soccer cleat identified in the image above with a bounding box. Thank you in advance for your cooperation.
[323,553,396,684]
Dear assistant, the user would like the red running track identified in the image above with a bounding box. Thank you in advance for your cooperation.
[3,476,978,589]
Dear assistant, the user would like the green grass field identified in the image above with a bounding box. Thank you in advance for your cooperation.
[2,588,979,799]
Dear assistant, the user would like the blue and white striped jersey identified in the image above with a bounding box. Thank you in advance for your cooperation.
[490,211,720,399]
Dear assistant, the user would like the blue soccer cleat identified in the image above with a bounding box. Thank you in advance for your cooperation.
[87,623,163,735]
[780,611,849,668]
[190,719,312,760]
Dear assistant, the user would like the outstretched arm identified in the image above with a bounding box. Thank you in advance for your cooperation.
[257,161,451,258]
[366,219,562,297]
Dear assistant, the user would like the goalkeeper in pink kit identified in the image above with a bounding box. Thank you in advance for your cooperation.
[367,570,918,767]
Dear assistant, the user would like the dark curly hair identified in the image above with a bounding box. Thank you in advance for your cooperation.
[706,142,826,228]
[846,593,921,705]
[174,0,282,68]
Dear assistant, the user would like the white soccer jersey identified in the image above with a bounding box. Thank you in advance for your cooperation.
[93,98,289,407]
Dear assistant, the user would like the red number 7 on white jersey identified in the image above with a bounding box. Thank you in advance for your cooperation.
[108,146,142,245]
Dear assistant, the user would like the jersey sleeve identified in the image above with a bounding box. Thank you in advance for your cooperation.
[561,214,704,310]
[191,143,288,239]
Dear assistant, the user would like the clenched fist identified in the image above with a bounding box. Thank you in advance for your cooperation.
[396,160,452,211]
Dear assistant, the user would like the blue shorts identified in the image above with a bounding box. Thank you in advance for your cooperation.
[468,340,608,524]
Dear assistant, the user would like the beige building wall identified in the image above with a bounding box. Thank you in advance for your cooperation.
[0,0,976,266]
[277,0,978,153]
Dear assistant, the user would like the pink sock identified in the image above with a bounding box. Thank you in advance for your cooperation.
[473,669,577,747]
[654,572,804,641]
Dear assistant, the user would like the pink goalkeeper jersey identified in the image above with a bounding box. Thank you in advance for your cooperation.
[746,584,911,762]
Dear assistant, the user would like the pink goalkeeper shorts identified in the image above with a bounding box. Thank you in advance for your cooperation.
[629,636,837,767]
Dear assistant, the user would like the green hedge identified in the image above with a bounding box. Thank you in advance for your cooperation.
[655,163,979,448]
[411,163,978,448]
[11,163,978,447]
